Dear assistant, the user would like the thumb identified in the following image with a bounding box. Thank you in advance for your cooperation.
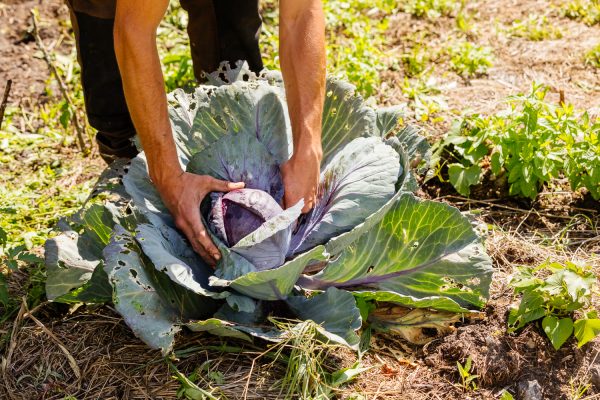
[210,177,245,192]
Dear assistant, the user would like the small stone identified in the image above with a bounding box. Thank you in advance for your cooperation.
[517,379,542,400]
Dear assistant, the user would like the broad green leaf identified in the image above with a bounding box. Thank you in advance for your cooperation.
[542,315,574,350]
[122,154,173,229]
[328,362,372,388]
[321,78,377,163]
[135,223,227,300]
[395,124,431,169]
[290,137,400,255]
[190,76,292,165]
[448,163,482,197]
[287,287,362,349]
[53,265,112,304]
[211,246,328,301]
[45,204,119,302]
[507,290,546,332]
[354,290,470,313]
[103,226,180,354]
[574,318,600,347]
[185,318,254,342]
[298,193,493,310]
[376,106,404,137]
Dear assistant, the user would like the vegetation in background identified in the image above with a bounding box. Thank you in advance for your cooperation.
[584,43,600,67]
[403,0,463,19]
[505,15,563,41]
[432,84,600,199]
[562,0,600,26]
[508,261,599,350]
[261,0,399,96]
[448,41,493,78]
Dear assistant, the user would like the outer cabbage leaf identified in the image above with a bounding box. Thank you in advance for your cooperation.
[210,245,328,300]
[376,105,405,138]
[122,154,173,229]
[287,288,362,349]
[297,193,493,310]
[353,291,471,313]
[289,137,400,255]
[321,78,377,163]
[103,226,181,354]
[135,223,227,300]
[45,204,119,302]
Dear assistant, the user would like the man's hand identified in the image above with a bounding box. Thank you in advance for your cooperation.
[281,145,322,213]
[156,171,244,266]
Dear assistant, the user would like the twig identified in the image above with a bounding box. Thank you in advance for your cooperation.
[30,10,88,153]
[0,79,12,129]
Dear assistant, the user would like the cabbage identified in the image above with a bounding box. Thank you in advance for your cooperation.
[45,62,493,353]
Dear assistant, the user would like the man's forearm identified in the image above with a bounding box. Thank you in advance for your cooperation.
[279,0,326,157]
[114,0,181,185]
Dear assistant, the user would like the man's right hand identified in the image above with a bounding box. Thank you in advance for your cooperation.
[155,171,245,267]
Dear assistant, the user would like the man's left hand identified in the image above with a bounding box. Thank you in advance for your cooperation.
[281,145,322,213]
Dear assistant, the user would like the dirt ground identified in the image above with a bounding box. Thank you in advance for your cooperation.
[1,0,599,399]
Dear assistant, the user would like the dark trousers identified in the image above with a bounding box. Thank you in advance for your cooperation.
[66,0,263,162]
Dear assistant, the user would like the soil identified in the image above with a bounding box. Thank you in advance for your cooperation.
[1,0,599,399]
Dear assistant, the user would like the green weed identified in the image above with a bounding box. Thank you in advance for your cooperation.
[448,41,493,77]
[562,0,600,26]
[404,0,463,19]
[432,83,600,199]
[261,0,398,96]
[506,15,563,41]
[508,261,599,350]
[456,356,478,391]
[401,76,447,122]
[584,43,600,67]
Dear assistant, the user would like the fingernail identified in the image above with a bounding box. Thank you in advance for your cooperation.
[213,253,221,261]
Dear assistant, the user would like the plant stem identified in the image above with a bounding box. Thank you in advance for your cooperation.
[0,79,12,129]
[30,10,88,154]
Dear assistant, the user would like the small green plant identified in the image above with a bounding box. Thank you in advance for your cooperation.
[404,0,462,19]
[433,83,600,199]
[508,261,600,350]
[401,44,431,77]
[456,356,478,391]
[506,15,563,41]
[448,41,493,77]
[584,43,600,67]
[562,0,600,26]
[401,76,448,122]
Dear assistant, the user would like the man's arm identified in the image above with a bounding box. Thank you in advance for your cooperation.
[279,0,326,212]
[113,0,243,265]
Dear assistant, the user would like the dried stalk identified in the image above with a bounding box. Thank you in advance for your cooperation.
[30,10,88,153]
[0,79,11,129]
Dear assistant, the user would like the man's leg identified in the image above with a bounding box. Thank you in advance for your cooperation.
[66,1,138,163]
[180,0,263,80]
